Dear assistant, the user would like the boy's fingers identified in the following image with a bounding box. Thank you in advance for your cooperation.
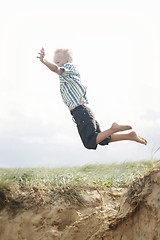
[37,53,44,59]
[37,52,44,56]
[37,49,45,59]
[39,50,45,54]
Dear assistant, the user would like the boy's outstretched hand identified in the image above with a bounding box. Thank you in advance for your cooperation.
[37,47,45,62]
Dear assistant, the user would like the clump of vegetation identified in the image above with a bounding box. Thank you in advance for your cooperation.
[0,160,159,188]
[0,184,10,210]
[0,160,159,211]
[0,183,21,212]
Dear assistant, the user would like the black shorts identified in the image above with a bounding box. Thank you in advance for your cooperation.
[70,105,111,150]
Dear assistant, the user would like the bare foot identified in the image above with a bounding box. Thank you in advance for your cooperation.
[111,122,132,133]
[129,131,147,145]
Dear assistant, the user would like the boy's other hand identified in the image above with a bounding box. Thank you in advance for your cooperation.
[37,47,45,62]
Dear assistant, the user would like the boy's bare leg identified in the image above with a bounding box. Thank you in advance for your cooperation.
[96,122,132,144]
[110,131,147,145]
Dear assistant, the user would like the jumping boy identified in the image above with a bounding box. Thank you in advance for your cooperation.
[37,47,147,150]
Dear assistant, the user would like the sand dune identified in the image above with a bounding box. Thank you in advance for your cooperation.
[0,168,160,240]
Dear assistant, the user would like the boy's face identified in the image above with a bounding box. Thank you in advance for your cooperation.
[54,53,68,67]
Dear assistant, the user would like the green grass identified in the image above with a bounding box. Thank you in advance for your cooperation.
[0,160,160,211]
[0,160,160,188]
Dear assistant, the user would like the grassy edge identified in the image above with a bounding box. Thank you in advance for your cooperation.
[0,160,160,212]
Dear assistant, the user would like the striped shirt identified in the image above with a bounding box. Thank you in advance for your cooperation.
[59,63,89,108]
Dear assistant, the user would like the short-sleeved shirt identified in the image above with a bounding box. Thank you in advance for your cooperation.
[59,63,89,108]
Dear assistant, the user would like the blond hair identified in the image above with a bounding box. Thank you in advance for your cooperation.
[54,48,73,62]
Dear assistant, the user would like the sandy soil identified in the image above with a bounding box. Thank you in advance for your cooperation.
[0,167,160,240]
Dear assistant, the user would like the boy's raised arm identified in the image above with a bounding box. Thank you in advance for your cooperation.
[37,47,63,75]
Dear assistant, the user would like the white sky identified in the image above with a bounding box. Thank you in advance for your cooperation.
[0,0,160,168]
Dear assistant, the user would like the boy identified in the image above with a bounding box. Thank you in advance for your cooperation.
[37,47,147,150]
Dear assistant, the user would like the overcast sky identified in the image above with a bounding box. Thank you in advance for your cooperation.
[0,0,160,168]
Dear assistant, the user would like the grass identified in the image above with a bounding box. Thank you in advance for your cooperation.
[0,160,160,211]
[0,160,160,188]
